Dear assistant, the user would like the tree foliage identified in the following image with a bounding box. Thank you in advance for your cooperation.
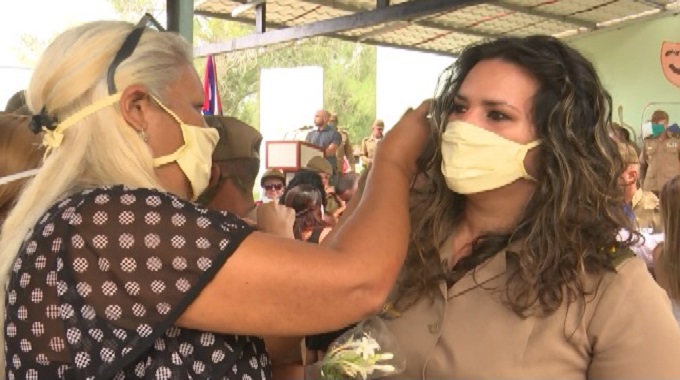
[194,18,377,145]
[17,0,378,146]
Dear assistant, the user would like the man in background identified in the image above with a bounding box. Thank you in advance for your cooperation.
[199,115,263,222]
[328,113,355,175]
[360,119,384,170]
[306,110,341,183]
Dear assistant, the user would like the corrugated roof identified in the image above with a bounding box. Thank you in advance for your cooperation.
[194,0,680,56]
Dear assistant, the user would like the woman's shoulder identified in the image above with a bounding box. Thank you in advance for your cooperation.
[44,185,246,230]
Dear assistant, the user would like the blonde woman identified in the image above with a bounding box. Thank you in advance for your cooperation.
[0,113,44,224]
[0,16,430,379]
[654,175,680,324]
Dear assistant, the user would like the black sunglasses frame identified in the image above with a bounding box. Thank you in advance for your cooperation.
[106,13,166,94]
[263,184,284,191]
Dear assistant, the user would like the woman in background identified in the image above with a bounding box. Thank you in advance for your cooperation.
[283,184,331,243]
[0,113,44,224]
[654,175,680,325]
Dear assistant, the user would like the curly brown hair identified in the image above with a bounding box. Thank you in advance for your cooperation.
[395,35,635,316]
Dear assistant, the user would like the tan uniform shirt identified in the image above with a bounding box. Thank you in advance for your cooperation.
[632,188,661,233]
[641,135,680,192]
[381,236,680,379]
[360,136,380,167]
[335,129,355,173]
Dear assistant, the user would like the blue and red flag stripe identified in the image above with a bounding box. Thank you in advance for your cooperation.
[202,55,222,116]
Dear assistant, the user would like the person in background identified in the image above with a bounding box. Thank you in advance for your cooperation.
[280,169,326,210]
[654,174,680,326]
[284,184,331,243]
[0,18,431,378]
[617,142,663,269]
[619,142,661,232]
[4,90,30,115]
[359,119,384,170]
[640,109,680,194]
[0,113,44,224]
[329,113,355,175]
[199,115,262,222]
[260,168,286,203]
[335,172,360,204]
[305,156,344,223]
[306,110,341,183]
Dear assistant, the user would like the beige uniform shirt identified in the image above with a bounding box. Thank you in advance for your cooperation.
[382,237,680,379]
[360,136,380,167]
[335,129,355,173]
[641,135,680,192]
[632,188,661,233]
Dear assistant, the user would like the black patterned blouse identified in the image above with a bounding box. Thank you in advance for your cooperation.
[5,186,270,379]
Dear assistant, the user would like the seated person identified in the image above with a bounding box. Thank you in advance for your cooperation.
[199,115,262,222]
[260,169,286,203]
[305,156,343,221]
[618,139,663,266]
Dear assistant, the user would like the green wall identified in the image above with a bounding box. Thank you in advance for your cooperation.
[570,14,680,143]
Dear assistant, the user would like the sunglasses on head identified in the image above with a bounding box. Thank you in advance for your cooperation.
[264,184,283,191]
[107,13,165,95]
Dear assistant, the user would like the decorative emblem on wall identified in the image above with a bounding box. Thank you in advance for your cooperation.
[661,42,680,87]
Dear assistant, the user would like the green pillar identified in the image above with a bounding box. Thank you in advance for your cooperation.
[167,0,193,43]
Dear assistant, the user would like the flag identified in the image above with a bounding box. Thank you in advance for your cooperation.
[202,55,222,116]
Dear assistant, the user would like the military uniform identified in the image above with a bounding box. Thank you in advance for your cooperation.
[617,142,662,233]
[200,115,263,222]
[640,133,680,192]
[335,128,355,174]
[359,136,381,169]
[378,236,680,379]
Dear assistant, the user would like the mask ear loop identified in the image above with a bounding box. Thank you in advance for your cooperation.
[520,140,541,181]
[0,169,40,186]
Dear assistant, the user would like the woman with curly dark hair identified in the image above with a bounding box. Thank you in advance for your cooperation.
[372,35,680,378]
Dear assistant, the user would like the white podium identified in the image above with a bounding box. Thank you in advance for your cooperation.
[265,140,324,182]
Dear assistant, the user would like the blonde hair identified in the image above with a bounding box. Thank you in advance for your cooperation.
[657,175,680,300]
[0,20,193,370]
[0,113,44,223]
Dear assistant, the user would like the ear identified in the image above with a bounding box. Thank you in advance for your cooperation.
[209,164,221,187]
[118,84,154,133]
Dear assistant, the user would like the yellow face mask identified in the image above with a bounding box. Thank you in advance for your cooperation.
[37,93,218,201]
[440,120,540,194]
[150,96,219,201]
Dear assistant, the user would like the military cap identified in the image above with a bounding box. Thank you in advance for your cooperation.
[205,115,262,162]
[5,90,30,115]
[260,169,286,187]
[305,156,333,175]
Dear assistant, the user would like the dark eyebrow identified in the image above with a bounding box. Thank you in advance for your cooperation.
[455,94,521,113]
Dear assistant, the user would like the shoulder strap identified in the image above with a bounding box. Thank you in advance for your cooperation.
[611,247,636,268]
[307,228,324,244]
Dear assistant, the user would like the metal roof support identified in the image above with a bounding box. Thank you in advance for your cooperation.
[493,1,596,29]
[301,0,497,39]
[193,0,485,56]
[167,0,194,42]
[256,2,267,33]
[194,9,460,56]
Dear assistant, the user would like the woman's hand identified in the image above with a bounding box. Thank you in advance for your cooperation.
[256,202,295,238]
[375,100,433,177]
